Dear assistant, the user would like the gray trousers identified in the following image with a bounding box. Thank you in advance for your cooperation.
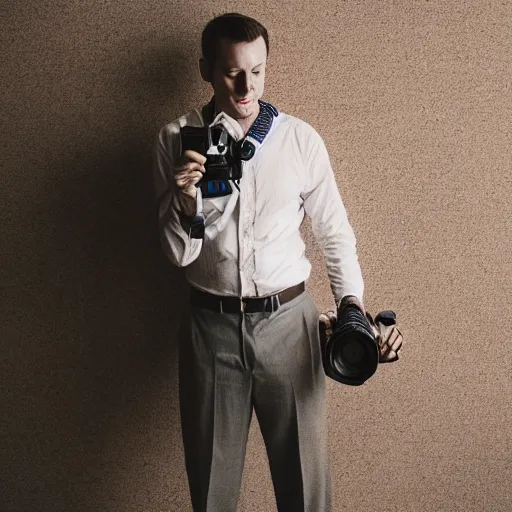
[179,289,331,512]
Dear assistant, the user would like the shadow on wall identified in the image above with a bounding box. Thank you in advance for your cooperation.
[53,147,189,510]
[64,45,198,510]
[58,45,198,510]
[1,40,199,511]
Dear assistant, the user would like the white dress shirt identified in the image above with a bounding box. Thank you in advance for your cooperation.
[153,102,364,303]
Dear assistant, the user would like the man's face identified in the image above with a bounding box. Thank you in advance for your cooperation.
[208,36,267,122]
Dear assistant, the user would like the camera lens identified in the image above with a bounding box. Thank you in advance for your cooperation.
[233,139,256,160]
[323,305,379,385]
[341,340,365,365]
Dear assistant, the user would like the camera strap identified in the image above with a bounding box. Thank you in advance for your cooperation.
[199,97,279,199]
[201,96,279,157]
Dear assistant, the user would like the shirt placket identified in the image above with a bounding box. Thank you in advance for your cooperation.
[238,161,257,297]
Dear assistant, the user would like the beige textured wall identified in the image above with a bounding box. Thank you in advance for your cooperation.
[1,1,511,511]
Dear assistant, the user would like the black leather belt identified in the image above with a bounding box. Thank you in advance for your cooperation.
[190,282,306,314]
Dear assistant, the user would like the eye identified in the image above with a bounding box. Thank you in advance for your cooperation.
[253,71,260,75]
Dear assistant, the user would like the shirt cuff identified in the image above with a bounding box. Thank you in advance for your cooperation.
[178,212,205,239]
[177,186,204,239]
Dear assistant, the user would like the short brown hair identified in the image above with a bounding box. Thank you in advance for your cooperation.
[201,13,269,69]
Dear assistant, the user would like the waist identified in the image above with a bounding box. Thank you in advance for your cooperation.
[185,255,312,298]
[189,281,306,314]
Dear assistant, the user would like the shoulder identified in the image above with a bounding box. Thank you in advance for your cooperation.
[272,111,326,160]
[275,112,324,143]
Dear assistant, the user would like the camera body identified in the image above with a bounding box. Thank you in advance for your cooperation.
[180,125,245,182]
[321,303,379,386]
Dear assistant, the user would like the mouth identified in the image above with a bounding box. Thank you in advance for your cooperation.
[236,98,252,105]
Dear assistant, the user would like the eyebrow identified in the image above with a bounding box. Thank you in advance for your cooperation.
[226,62,264,71]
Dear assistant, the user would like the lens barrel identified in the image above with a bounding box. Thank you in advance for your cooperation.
[322,304,379,386]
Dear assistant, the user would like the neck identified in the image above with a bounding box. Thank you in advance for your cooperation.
[237,107,260,135]
[213,99,260,136]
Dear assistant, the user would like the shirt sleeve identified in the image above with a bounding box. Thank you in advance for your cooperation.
[300,125,365,303]
[153,124,204,267]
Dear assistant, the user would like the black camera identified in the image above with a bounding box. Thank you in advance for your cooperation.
[321,303,379,386]
[180,124,255,182]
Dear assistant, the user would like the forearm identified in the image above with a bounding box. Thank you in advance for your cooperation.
[154,128,205,267]
[175,188,198,217]
[158,188,204,267]
[322,229,365,305]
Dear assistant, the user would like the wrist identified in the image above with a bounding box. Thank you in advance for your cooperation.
[176,189,197,217]
[337,295,365,314]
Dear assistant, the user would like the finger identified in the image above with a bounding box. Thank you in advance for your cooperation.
[175,159,204,172]
[380,339,399,357]
[183,150,207,165]
[379,338,399,357]
[176,175,191,187]
[384,327,399,345]
[188,171,205,184]
[175,161,205,174]
[181,170,203,182]
[380,350,398,363]
[177,170,204,188]
[388,328,403,352]
[326,311,337,329]
[319,314,331,327]
[319,314,334,338]
[379,344,392,357]
[318,317,330,342]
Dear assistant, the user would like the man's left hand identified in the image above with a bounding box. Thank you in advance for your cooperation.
[319,304,404,363]
[371,315,403,363]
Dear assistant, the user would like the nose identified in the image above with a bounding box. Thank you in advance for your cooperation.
[236,72,252,96]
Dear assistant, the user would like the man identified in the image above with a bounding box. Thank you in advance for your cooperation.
[154,12,371,512]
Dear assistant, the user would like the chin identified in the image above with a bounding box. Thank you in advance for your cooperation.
[236,99,258,112]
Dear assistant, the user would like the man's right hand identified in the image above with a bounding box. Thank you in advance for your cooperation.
[174,150,207,216]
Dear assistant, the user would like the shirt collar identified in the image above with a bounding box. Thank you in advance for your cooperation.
[203,96,279,145]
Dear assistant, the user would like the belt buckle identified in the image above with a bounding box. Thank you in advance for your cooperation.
[271,294,281,313]
[240,298,246,313]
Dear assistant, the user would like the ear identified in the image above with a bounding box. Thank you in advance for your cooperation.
[199,58,212,83]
